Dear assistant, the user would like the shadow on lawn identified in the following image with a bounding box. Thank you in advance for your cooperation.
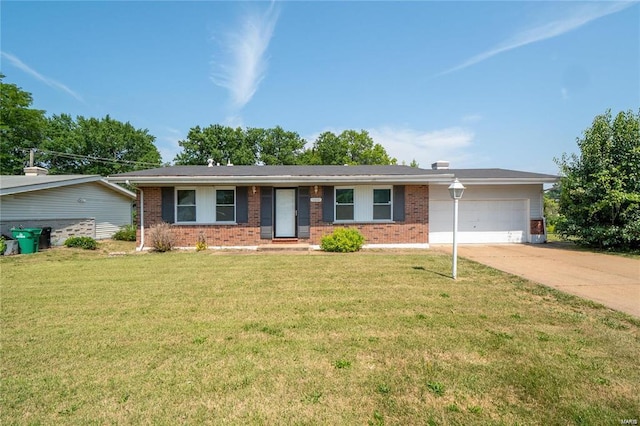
[412,265,451,278]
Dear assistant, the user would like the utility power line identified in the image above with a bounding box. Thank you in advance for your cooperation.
[23,148,162,168]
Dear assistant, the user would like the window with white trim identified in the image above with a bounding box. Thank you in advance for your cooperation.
[373,188,392,220]
[216,189,235,222]
[176,189,196,222]
[335,188,354,221]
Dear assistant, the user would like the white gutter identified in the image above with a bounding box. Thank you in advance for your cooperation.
[137,188,145,252]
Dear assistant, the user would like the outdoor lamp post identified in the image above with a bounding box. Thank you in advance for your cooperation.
[448,178,465,279]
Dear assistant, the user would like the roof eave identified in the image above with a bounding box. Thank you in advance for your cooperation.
[0,176,103,196]
[106,174,457,186]
[432,177,559,185]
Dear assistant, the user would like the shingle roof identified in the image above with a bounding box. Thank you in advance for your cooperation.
[108,165,558,185]
[0,174,136,198]
[112,165,437,177]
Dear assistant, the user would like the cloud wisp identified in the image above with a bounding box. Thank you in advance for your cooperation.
[211,2,280,111]
[438,2,635,76]
[369,126,475,166]
[1,51,84,101]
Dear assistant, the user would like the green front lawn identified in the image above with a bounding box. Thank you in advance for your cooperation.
[2,245,638,424]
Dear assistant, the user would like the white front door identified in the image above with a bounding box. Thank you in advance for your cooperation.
[275,189,296,238]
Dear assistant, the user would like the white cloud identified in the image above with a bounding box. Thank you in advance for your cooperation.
[438,2,634,76]
[368,126,475,168]
[210,2,280,110]
[1,51,84,101]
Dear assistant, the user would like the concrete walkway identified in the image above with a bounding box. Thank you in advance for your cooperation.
[434,243,640,317]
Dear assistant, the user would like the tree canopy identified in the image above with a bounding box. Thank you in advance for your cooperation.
[174,125,307,166]
[555,109,640,249]
[174,126,397,166]
[0,74,47,174]
[303,130,396,165]
[41,114,162,175]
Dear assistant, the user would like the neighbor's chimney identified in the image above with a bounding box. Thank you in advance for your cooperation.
[24,149,48,176]
[24,166,48,176]
[431,160,450,170]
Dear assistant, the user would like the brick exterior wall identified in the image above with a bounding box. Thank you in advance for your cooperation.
[137,187,261,248]
[309,185,429,245]
[137,185,429,248]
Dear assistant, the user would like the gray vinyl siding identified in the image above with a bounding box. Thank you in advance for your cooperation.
[0,182,133,239]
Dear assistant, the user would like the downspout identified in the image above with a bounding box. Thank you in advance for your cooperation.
[137,188,145,251]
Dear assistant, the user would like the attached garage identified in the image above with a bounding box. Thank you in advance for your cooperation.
[430,199,528,244]
[428,171,553,244]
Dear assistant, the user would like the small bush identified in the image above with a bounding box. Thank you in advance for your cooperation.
[320,228,365,252]
[0,236,6,255]
[64,236,98,250]
[113,224,137,241]
[195,232,207,251]
[148,222,175,252]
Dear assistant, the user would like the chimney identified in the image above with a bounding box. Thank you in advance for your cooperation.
[24,166,49,176]
[23,148,49,175]
[431,160,450,170]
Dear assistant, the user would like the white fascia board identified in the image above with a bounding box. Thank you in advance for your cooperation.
[0,175,103,196]
[431,177,559,185]
[97,179,136,199]
[107,174,456,186]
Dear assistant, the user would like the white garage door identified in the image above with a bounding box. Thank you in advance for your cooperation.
[429,200,528,244]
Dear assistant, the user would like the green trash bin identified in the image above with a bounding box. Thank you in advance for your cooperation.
[11,228,43,254]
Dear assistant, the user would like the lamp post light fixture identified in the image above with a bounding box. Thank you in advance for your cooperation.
[448,178,465,279]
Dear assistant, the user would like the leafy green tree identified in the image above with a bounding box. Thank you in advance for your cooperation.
[41,114,162,175]
[304,130,396,165]
[257,126,307,165]
[0,74,47,174]
[555,109,640,249]
[174,124,257,165]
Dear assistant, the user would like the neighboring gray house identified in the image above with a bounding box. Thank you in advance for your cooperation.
[0,167,135,245]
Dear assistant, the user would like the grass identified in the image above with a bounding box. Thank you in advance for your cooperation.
[2,243,639,424]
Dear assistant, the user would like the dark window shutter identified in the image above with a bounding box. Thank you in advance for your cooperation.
[260,187,273,239]
[298,187,310,239]
[393,185,405,222]
[322,186,334,222]
[236,186,248,224]
[161,187,175,223]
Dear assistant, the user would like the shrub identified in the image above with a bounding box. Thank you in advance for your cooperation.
[64,236,97,250]
[148,222,175,252]
[320,228,365,252]
[195,232,207,252]
[113,224,137,241]
[0,236,6,255]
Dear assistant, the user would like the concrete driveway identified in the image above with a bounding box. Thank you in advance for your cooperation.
[435,243,640,317]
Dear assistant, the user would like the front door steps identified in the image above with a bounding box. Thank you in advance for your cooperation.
[257,239,311,252]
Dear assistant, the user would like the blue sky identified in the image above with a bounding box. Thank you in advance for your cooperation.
[2,1,638,174]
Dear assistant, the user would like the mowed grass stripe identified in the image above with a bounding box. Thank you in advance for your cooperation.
[1,247,639,424]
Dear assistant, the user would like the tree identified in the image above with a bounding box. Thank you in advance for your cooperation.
[304,130,396,165]
[174,124,257,165]
[555,109,640,249]
[0,74,47,174]
[257,126,307,165]
[41,114,162,175]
